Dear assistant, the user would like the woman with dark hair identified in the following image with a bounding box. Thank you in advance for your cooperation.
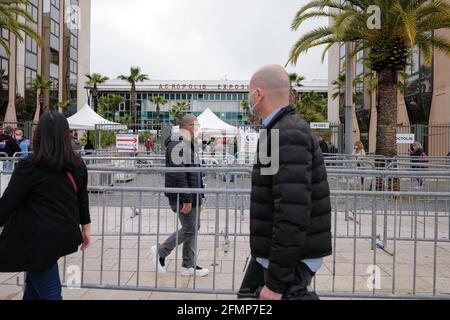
[0,111,91,300]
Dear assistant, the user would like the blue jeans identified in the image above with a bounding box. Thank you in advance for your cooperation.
[23,264,62,300]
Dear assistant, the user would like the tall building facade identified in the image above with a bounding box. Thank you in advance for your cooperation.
[0,0,91,123]
[328,1,450,156]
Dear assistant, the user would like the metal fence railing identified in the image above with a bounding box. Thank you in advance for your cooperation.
[2,163,450,299]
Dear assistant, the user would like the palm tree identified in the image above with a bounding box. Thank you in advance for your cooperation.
[85,73,109,111]
[287,0,450,157]
[30,74,53,121]
[97,93,124,121]
[118,67,149,123]
[289,73,305,104]
[0,0,42,54]
[57,100,72,117]
[150,95,167,124]
[331,74,364,116]
[295,91,327,124]
[169,101,190,125]
[107,94,124,121]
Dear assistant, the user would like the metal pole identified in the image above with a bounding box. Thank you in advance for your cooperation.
[345,42,354,156]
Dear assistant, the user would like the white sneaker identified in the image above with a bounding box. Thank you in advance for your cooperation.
[180,266,209,277]
[151,245,166,273]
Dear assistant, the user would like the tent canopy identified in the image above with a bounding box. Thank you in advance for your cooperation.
[197,108,238,134]
[171,108,239,136]
[67,104,126,131]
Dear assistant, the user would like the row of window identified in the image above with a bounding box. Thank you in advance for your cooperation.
[102,92,249,102]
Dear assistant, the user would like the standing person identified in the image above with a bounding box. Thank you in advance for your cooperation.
[83,139,95,155]
[409,142,428,189]
[0,127,21,157]
[0,111,91,300]
[0,127,21,172]
[151,115,209,277]
[14,129,32,158]
[207,137,216,156]
[352,141,366,186]
[233,136,238,157]
[238,65,332,300]
[70,130,82,152]
[317,134,329,155]
[145,137,154,153]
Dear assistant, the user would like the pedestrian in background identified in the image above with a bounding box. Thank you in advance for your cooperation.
[409,142,428,189]
[14,129,32,158]
[352,141,366,186]
[0,111,91,300]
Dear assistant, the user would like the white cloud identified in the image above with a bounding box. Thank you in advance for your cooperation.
[90,0,328,81]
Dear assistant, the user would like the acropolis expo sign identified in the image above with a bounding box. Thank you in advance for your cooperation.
[158,83,249,91]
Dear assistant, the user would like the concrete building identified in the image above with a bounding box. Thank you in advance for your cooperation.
[0,0,91,123]
[96,79,328,126]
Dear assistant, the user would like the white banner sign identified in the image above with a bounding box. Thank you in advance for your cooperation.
[243,133,258,153]
[116,134,139,152]
[396,134,415,144]
[311,122,330,130]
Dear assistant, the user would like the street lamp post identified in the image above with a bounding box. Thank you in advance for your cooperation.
[345,42,354,156]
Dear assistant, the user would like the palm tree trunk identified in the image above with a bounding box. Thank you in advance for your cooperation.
[131,83,137,123]
[156,104,160,124]
[33,90,41,123]
[376,68,398,157]
[375,68,400,192]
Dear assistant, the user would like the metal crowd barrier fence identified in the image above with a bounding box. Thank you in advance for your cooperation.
[2,165,450,299]
[65,167,450,299]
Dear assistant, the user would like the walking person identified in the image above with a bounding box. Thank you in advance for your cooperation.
[409,142,428,189]
[0,111,91,300]
[151,115,209,277]
[238,65,332,300]
[352,141,366,187]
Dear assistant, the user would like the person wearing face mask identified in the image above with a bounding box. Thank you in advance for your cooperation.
[14,129,32,159]
[151,115,209,277]
[238,65,331,300]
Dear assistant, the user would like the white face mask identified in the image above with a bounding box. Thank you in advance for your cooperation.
[248,90,260,115]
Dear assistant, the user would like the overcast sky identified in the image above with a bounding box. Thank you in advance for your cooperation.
[90,0,328,81]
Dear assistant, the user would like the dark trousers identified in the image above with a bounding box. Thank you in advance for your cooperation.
[23,263,62,300]
[238,257,319,300]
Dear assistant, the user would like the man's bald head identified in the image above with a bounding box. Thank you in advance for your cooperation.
[248,65,291,119]
[250,64,291,100]
[180,115,198,129]
[179,115,199,141]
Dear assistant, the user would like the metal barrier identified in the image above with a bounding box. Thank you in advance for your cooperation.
[2,162,450,299]
[59,167,450,299]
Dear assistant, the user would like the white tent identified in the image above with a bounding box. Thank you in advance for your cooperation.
[197,108,238,135]
[171,108,239,137]
[67,104,126,130]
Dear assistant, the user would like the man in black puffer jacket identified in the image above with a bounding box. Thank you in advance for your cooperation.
[239,65,332,300]
[151,115,209,278]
